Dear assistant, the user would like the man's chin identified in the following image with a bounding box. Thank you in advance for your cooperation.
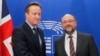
[31,23,38,26]
[67,30,72,33]
[32,22,39,25]
[66,29,73,32]
[64,29,72,33]
[64,28,75,34]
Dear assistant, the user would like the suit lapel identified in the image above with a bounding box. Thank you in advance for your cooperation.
[76,32,82,55]
[61,32,82,56]
[37,27,45,50]
[60,35,68,56]
[23,22,41,50]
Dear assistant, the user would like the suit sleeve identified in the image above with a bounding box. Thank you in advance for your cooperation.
[88,35,99,56]
[12,29,34,56]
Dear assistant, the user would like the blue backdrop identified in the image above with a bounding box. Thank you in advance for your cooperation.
[6,0,100,56]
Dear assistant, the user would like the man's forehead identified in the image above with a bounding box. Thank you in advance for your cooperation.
[62,14,75,20]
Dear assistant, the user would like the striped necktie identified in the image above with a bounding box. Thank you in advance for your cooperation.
[69,36,75,56]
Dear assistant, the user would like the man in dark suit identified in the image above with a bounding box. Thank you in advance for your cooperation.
[54,14,99,56]
[12,2,46,56]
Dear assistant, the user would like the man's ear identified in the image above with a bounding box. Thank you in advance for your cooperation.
[25,12,28,18]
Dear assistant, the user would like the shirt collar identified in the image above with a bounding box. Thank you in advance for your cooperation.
[65,30,77,39]
[26,20,36,30]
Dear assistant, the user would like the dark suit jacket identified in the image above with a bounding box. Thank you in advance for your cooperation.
[54,32,99,56]
[12,22,46,56]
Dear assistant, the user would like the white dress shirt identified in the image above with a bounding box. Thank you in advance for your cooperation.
[65,30,77,56]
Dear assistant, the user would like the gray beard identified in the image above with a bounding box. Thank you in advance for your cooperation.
[64,28,75,35]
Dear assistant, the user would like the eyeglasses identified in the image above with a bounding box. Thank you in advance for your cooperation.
[62,20,75,23]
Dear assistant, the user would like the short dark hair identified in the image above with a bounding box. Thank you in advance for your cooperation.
[25,2,41,13]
